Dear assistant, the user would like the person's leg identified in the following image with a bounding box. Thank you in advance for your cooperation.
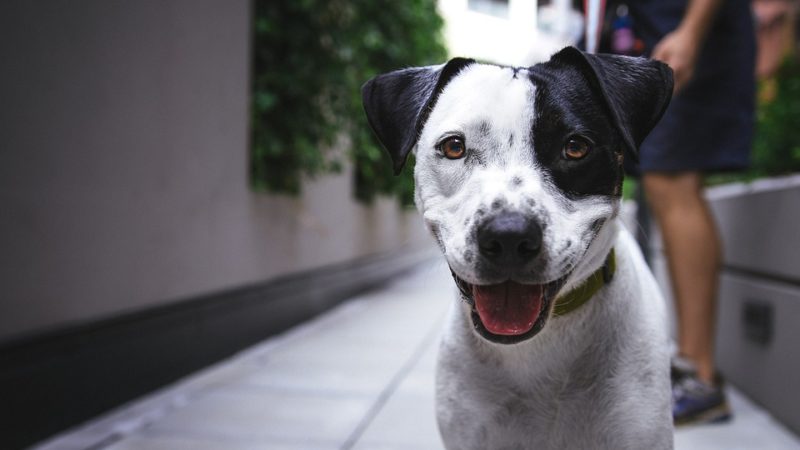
[642,171,719,384]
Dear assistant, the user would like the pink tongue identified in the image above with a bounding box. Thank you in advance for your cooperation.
[472,281,544,336]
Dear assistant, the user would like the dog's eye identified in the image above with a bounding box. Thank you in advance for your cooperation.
[563,137,591,160]
[440,136,467,159]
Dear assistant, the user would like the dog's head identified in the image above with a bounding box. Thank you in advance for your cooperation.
[362,47,672,344]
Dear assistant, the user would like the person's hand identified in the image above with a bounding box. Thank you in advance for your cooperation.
[651,27,701,94]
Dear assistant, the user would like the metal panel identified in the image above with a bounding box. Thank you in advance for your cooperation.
[708,175,800,283]
[716,272,800,435]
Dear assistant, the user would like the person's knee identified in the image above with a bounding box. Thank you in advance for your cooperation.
[642,172,703,211]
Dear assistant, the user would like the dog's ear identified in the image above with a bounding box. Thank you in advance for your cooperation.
[362,58,475,174]
[547,47,673,162]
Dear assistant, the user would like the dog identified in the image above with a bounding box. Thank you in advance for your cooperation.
[362,47,674,449]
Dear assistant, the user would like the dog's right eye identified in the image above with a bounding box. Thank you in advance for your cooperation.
[439,136,467,160]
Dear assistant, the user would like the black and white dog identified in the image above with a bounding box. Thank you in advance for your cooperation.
[362,47,674,449]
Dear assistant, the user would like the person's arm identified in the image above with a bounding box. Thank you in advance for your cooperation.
[651,0,724,93]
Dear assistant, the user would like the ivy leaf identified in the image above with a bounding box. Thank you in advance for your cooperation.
[251,0,446,202]
[254,92,277,112]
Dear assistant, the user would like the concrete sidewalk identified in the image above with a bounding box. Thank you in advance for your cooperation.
[37,262,800,450]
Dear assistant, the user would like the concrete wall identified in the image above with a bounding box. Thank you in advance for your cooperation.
[0,0,431,342]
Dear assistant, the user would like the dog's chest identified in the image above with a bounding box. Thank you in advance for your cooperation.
[437,364,655,450]
[438,380,618,449]
[437,340,619,448]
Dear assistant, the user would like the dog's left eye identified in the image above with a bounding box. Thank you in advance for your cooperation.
[439,136,467,159]
[563,137,591,160]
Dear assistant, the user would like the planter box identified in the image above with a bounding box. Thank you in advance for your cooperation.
[710,174,800,283]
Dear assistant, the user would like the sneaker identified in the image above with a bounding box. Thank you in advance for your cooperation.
[671,358,732,426]
[670,355,697,383]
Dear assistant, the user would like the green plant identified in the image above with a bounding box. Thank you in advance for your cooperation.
[752,56,800,176]
[251,0,447,203]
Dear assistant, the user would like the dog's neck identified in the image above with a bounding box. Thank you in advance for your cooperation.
[560,215,620,295]
[552,248,615,317]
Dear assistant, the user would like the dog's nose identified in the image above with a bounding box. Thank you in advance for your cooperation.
[477,212,542,266]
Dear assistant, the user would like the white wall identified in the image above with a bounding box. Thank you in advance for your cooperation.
[0,0,431,342]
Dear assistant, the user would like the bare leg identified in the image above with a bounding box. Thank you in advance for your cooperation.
[643,172,720,384]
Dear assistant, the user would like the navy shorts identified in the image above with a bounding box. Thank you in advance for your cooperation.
[627,0,756,174]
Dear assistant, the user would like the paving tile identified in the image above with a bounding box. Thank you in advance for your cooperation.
[675,387,800,450]
[351,383,444,450]
[397,337,440,391]
[146,385,372,444]
[353,340,444,450]
[236,356,398,396]
[103,433,338,450]
[310,294,450,344]
[262,331,418,367]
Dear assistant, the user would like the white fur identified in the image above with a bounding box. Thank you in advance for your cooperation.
[436,225,672,449]
[411,65,673,449]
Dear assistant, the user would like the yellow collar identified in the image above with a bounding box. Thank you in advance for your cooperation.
[552,249,616,316]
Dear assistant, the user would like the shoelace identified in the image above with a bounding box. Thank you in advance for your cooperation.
[673,375,717,403]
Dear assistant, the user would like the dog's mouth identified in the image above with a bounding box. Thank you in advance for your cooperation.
[451,272,569,344]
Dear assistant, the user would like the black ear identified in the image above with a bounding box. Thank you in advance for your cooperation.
[548,47,673,161]
[361,58,475,174]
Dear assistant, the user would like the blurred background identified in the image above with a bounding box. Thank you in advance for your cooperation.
[1,0,800,449]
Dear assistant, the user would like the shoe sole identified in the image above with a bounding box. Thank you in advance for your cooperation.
[674,402,732,427]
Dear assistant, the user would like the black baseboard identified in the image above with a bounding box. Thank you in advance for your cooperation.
[0,248,436,450]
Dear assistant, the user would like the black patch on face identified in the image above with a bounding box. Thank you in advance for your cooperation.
[528,65,624,199]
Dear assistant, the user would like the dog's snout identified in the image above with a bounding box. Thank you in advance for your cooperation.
[477,212,542,266]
